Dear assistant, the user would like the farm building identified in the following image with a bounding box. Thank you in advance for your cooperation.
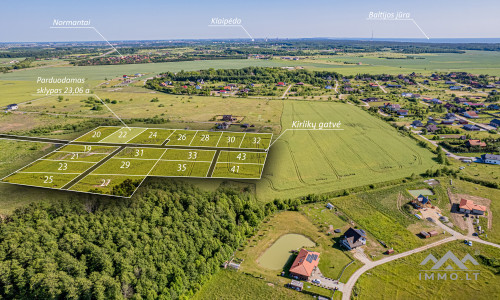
[459,198,486,215]
[289,249,320,281]
[341,227,367,250]
[420,231,430,238]
[222,115,236,122]
[481,154,500,165]
[428,230,439,237]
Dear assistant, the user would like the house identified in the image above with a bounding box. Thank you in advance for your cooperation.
[216,122,230,130]
[402,92,413,97]
[412,120,424,127]
[426,124,439,133]
[386,84,401,88]
[6,104,18,111]
[384,103,401,111]
[397,109,408,116]
[458,119,469,125]
[222,115,236,122]
[288,249,320,280]
[277,82,286,87]
[459,198,486,215]
[449,85,463,90]
[325,85,332,89]
[364,97,379,102]
[431,98,442,104]
[490,119,500,128]
[454,97,467,104]
[288,280,303,291]
[341,227,367,250]
[326,203,334,209]
[463,111,479,119]
[296,82,304,86]
[481,154,500,165]
[462,124,480,131]
[412,194,431,208]
[487,104,500,110]
[441,120,454,125]
[466,140,486,147]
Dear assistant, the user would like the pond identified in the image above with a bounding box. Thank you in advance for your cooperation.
[408,189,434,198]
[257,233,316,270]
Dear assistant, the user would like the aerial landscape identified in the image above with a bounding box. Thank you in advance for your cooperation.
[0,1,499,299]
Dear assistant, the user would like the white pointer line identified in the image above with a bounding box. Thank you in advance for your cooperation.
[270,128,344,148]
[49,26,125,57]
[93,94,130,129]
[365,18,429,39]
[208,25,254,41]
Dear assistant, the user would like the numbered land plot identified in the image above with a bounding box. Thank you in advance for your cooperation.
[162,149,216,162]
[217,132,246,148]
[91,158,160,176]
[114,147,166,159]
[150,160,212,177]
[164,130,198,146]
[238,133,273,150]
[211,162,265,179]
[15,159,97,174]
[2,172,80,189]
[42,150,111,163]
[126,129,175,145]
[98,127,147,144]
[57,144,118,154]
[189,131,223,147]
[217,151,268,164]
[73,126,121,143]
[69,174,146,197]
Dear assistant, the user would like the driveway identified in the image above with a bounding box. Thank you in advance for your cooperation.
[309,267,344,291]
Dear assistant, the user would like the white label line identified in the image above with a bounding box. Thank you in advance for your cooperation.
[188,130,199,146]
[17,172,82,175]
[124,128,148,143]
[39,159,97,164]
[238,133,247,148]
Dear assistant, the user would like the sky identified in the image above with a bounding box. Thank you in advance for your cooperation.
[1,0,499,42]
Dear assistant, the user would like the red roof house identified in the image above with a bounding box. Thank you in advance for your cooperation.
[289,249,320,280]
[459,198,486,215]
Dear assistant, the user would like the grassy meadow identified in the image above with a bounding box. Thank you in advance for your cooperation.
[354,241,500,300]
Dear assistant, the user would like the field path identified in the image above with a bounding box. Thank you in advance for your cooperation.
[281,84,292,99]
[375,81,387,93]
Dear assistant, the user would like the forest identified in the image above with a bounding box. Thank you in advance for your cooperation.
[0,181,269,299]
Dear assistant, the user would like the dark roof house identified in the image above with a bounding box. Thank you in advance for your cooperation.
[341,227,367,250]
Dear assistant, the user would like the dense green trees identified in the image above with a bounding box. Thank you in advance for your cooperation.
[0,181,267,299]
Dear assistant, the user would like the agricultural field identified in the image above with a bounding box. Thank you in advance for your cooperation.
[353,241,500,300]
[256,101,438,201]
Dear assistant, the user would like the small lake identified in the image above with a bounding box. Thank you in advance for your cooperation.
[258,233,315,270]
[408,189,434,198]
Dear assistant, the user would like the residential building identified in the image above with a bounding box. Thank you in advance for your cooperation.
[466,140,486,147]
[481,154,500,165]
[341,227,367,250]
[459,198,486,215]
[289,249,320,280]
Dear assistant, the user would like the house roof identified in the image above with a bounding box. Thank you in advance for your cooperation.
[459,198,486,212]
[483,154,500,161]
[467,140,486,147]
[465,111,478,117]
[343,227,367,248]
[289,249,320,277]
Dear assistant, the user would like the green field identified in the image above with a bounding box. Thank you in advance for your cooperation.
[69,174,145,196]
[255,101,438,201]
[3,172,78,189]
[354,241,500,300]
[99,127,146,143]
[74,126,121,142]
[189,131,223,147]
[114,147,166,159]
[17,159,95,174]
[239,133,273,149]
[91,158,157,176]
[218,132,246,148]
[43,151,109,163]
[150,160,211,177]
[57,144,118,154]
[218,151,268,164]
[127,128,174,145]
[165,130,198,146]
[212,162,264,179]
[162,149,215,162]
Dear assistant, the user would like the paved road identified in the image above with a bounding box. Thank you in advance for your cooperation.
[342,217,500,300]
[417,134,475,161]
